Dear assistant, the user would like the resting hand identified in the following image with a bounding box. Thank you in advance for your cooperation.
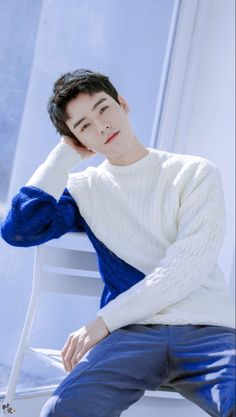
[60,135,96,160]
[61,316,110,372]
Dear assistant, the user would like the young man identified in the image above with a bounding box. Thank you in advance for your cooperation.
[1,69,235,417]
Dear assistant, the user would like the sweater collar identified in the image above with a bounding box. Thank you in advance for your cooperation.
[99,147,158,176]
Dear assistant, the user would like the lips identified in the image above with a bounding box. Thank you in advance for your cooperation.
[105,131,120,144]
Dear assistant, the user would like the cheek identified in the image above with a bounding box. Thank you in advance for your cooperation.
[119,113,131,131]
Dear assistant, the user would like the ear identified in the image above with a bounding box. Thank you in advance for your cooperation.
[118,95,129,113]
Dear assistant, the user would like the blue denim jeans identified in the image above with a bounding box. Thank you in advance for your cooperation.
[40,324,236,417]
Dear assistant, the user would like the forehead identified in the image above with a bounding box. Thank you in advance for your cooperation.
[66,91,112,120]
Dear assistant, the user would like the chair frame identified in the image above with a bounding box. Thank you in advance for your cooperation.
[1,233,183,414]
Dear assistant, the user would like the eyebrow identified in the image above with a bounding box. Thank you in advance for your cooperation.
[73,97,107,130]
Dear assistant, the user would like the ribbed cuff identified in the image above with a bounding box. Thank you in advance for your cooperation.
[96,302,133,333]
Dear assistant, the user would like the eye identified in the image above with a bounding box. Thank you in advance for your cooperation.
[100,106,109,113]
[81,123,89,132]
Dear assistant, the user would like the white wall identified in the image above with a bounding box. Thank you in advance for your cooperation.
[160,0,235,302]
[0,0,175,390]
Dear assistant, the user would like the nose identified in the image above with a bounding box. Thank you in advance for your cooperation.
[95,121,110,135]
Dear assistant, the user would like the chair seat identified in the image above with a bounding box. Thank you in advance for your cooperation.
[26,347,65,372]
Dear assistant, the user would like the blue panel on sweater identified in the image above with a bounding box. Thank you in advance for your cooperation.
[79,217,145,308]
[0,186,145,308]
[0,186,85,246]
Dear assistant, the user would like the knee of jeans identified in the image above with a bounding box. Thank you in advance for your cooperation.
[40,390,89,417]
[39,395,60,417]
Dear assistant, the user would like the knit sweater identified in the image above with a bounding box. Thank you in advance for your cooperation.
[1,142,235,332]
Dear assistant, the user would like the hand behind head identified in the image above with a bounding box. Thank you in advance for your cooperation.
[60,136,97,160]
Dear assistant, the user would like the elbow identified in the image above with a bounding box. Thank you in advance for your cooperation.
[0,219,41,247]
[0,221,28,247]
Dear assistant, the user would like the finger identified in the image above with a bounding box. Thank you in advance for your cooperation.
[64,338,80,372]
[61,335,72,360]
[70,338,93,370]
[61,335,75,372]
[62,352,70,373]
[61,334,73,357]
[75,347,88,365]
[64,349,74,372]
[75,340,93,367]
[71,343,84,369]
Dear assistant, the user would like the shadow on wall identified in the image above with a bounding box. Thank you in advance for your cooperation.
[0,0,43,204]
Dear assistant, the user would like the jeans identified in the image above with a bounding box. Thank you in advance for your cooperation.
[40,324,236,417]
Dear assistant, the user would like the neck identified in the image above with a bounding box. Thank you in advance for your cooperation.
[106,136,149,166]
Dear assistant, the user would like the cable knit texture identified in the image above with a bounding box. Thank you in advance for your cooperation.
[1,142,235,332]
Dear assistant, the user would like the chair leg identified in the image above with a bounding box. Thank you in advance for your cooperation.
[1,247,43,414]
[1,293,40,414]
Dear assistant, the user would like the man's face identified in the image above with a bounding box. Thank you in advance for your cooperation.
[65,91,134,158]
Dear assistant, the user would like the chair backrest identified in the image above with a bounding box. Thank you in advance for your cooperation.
[33,232,104,297]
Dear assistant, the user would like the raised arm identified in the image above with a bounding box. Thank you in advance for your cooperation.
[0,140,94,247]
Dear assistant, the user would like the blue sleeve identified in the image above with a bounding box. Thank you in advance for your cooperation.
[0,186,85,247]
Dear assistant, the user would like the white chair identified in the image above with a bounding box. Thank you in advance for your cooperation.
[1,232,183,414]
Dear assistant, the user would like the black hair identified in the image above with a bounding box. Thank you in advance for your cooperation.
[47,68,120,141]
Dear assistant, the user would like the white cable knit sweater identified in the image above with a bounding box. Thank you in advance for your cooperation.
[26,142,235,331]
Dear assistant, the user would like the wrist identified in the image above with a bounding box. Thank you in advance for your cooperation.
[95,315,110,333]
